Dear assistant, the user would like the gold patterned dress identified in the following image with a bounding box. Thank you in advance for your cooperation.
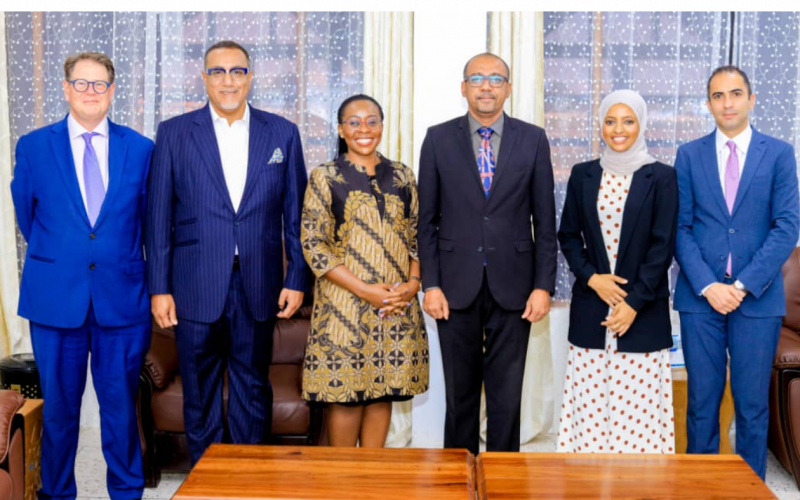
[300,154,429,403]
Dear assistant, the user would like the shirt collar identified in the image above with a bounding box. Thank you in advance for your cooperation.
[68,113,109,140]
[468,112,504,137]
[715,125,752,155]
[209,102,250,127]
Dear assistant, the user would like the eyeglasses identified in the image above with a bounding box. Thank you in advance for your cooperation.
[206,67,250,81]
[68,79,111,94]
[465,74,509,88]
[342,116,383,131]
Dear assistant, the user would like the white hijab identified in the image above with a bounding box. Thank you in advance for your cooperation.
[599,90,656,176]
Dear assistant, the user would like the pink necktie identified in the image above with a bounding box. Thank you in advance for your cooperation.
[725,140,740,275]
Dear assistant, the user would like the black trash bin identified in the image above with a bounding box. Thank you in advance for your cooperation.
[0,353,42,399]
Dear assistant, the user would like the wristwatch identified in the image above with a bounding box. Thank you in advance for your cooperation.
[733,280,748,294]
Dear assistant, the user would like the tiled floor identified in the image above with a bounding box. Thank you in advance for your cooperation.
[74,427,800,499]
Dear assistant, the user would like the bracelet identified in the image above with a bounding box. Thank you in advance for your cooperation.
[409,275,421,282]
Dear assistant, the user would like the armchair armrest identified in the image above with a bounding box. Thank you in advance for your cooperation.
[143,323,179,390]
[0,390,24,462]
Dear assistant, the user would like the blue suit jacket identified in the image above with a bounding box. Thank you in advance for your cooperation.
[674,128,800,317]
[146,104,310,323]
[10,116,154,328]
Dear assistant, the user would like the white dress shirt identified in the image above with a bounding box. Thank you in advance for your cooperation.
[209,103,250,213]
[68,114,109,214]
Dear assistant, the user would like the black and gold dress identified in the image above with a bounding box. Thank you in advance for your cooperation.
[300,154,429,403]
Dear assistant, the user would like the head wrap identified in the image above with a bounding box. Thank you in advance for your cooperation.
[598,89,656,176]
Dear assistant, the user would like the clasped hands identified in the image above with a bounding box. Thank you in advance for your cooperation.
[588,273,637,336]
[703,283,746,315]
[361,280,420,318]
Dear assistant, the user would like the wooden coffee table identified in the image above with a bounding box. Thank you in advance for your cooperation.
[172,444,475,499]
[476,452,776,499]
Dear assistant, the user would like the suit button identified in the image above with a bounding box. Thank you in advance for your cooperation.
[234,221,241,227]
[89,263,96,270]
[483,216,489,222]
[729,228,735,234]
[477,246,484,253]
[89,233,96,239]
[720,255,725,260]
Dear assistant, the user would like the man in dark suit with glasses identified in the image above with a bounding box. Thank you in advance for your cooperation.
[418,52,557,454]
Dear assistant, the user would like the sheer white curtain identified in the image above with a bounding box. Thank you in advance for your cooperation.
[362,12,415,448]
[0,14,30,357]
[489,12,544,125]
[3,11,364,427]
[736,12,800,174]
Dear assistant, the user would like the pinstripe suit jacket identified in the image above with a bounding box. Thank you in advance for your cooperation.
[146,103,310,323]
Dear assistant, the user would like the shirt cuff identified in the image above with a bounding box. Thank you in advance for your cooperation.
[423,286,441,292]
[700,283,714,297]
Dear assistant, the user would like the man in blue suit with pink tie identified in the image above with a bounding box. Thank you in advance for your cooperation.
[146,40,310,464]
[11,52,153,499]
[674,65,800,479]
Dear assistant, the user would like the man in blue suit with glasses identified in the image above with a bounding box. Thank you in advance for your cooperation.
[146,40,310,464]
[11,52,153,500]
[674,65,800,479]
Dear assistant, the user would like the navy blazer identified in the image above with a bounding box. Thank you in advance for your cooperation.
[146,104,310,323]
[11,116,153,328]
[417,113,557,311]
[558,160,678,353]
[673,128,800,317]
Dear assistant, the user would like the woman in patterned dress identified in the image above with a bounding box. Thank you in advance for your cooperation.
[557,90,678,453]
[300,95,429,447]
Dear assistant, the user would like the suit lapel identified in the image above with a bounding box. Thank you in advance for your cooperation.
[486,113,517,206]
[239,106,270,211]
[616,164,654,267]
[731,129,767,217]
[456,114,485,203]
[582,161,610,274]
[50,116,91,227]
[700,131,731,218]
[93,120,127,229]
[192,103,234,213]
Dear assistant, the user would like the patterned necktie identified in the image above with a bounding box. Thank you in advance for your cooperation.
[478,127,496,197]
[81,131,105,226]
[725,140,740,275]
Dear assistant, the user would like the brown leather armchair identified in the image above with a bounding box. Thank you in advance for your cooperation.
[769,247,800,488]
[137,305,324,487]
[0,390,25,500]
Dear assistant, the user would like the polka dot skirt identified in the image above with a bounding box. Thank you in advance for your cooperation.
[557,171,675,454]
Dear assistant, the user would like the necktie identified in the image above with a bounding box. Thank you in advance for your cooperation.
[725,140,740,275]
[478,127,496,197]
[82,132,105,226]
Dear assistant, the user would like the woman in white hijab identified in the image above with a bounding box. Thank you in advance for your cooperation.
[556,90,678,453]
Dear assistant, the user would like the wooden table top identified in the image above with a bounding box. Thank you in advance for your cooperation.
[172,444,475,500]
[476,452,777,500]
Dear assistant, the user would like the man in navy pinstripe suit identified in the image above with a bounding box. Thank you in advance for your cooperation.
[146,40,310,464]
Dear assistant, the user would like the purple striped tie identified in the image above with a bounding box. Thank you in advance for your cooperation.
[725,140,740,275]
[82,132,105,226]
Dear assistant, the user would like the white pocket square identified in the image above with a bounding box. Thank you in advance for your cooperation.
[268,148,284,164]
